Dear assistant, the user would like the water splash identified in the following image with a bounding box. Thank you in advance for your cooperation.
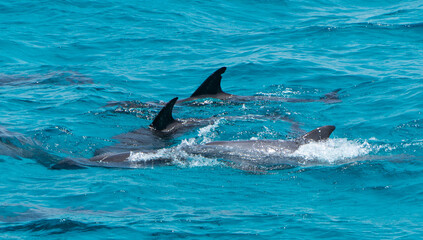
[128,150,167,162]
[127,121,225,167]
[197,118,222,144]
[290,138,372,165]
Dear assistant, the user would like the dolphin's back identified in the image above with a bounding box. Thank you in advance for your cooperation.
[205,140,299,152]
[187,125,336,165]
[182,140,300,160]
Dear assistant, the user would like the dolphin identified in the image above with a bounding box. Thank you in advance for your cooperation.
[181,125,336,168]
[177,67,340,104]
[93,97,213,156]
[51,125,336,169]
[105,67,341,109]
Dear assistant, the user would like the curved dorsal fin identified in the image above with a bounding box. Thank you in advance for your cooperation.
[150,97,178,131]
[190,67,227,97]
[298,125,335,143]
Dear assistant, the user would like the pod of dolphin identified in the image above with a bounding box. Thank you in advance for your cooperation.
[51,67,340,170]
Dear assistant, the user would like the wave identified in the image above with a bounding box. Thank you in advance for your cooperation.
[293,21,423,35]
[0,71,93,87]
[0,218,119,234]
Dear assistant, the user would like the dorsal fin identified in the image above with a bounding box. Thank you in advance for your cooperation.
[150,97,178,131]
[297,125,335,143]
[320,88,342,103]
[190,67,227,97]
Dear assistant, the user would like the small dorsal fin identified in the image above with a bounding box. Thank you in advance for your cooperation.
[150,97,178,131]
[297,125,335,143]
[190,67,227,97]
[320,88,342,103]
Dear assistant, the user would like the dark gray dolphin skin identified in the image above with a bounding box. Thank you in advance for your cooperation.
[52,125,336,169]
[176,67,232,103]
[177,67,341,104]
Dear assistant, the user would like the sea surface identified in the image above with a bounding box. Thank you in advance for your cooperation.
[1,0,423,239]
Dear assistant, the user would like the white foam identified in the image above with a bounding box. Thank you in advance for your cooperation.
[127,146,222,168]
[197,119,222,144]
[257,87,301,97]
[127,124,225,168]
[291,138,371,164]
[403,141,423,148]
[172,121,224,167]
[128,149,168,162]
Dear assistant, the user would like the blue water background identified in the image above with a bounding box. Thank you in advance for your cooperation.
[1,0,423,238]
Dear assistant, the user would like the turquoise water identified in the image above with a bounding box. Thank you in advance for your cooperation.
[1,0,423,238]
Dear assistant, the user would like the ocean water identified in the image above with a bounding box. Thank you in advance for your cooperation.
[1,0,423,238]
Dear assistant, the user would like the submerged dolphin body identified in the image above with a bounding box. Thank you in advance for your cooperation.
[0,127,63,168]
[53,125,336,169]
